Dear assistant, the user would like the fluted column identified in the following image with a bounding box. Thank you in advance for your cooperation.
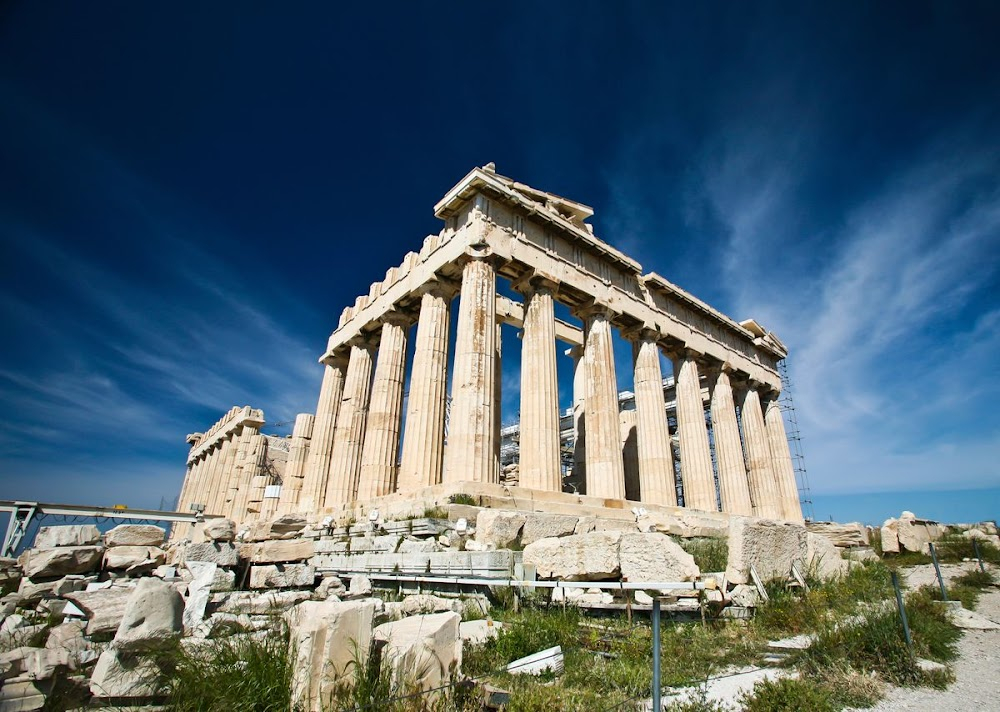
[709,367,753,515]
[445,255,498,484]
[277,414,315,514]
[179,452,206,513]
[631,332,676,506]
[516,278,561,492]
[324,340,376,506]
[357,317,409,501]
[207,437,237,516]
[671,350,717,511]
[198,444,225,513]
[298,358,347,512]
[620,409,640,500]
[176,434,203,514]
[242,434,270,520]
[567,345,586,494]
[764,395,804,522]
[224,426,255,519]
[741,384,782,519]
[579,304,625,499]
[230,425,262,521]
[398,281,455,491]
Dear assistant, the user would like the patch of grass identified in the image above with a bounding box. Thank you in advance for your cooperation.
[933,533,1000,564]
[449,493,478,506]
[953,568,995,588]
[883,550,933,566]
[422,507,448,520]
[905,588,961,664]
[739,677,836,712]
[159,629,292,711]
[677,538,728,573]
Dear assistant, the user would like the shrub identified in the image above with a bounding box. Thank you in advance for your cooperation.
[449,493,478,506]
[739,677,836,712]
[677,538,728,573]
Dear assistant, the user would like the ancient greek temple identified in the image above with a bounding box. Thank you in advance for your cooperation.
[176,164,803,527]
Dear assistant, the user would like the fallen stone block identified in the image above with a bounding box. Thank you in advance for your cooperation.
[34,525,101,549]
[45,620,90,655]
[0,647,72,681]
[805,532,849,580]
[89,649,160,699]
[18,546,103,578]
[619,533,699,583]
[250,564,315,589]
[475,510,526,548]
[459,619,502,646]
[880,519,900,554]
[105,524,165,548]
[183,561,217,632]
[0,677,50,711]
[114,578,184,651]
[523,531,621,581]
[213,590,312,615]
[506,644,562,675]
[63,585,136,637]
[184,542,239,567]
[725,517,808,585]
[398,537,439,553]
[806,521,869,548]
[374,612,461,693]
[348,574,373,597]
[103,545,167,570]
[939,601,1000,630]
[520,514,579,545]
[244,539,314,564]
[203,518,237,542]
[400,594,460,616]
[287,599,377,712]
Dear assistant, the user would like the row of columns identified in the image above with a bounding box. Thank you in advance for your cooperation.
[277,250,801,522]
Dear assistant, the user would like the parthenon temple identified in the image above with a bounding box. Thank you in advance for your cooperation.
[176,164,804,531]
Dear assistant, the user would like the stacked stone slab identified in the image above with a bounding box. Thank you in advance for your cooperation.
[175,165,805,531]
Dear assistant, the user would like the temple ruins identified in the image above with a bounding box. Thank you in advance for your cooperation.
[175,164,804,532]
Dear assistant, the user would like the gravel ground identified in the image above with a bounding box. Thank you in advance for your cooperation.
[848,566,1000,712]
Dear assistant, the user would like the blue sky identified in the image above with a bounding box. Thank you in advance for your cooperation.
[1,2,998,525]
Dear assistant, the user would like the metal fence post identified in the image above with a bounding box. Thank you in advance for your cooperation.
[652,598,661,712]
[973,539,986,574]
[928,542,948,601]
[891,570,913,653]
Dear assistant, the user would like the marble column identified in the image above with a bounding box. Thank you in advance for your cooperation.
[277,414,314,514]
[631,332,676,506]
[177,434,203,514]
[709,367,753,516]
[324,340,376,507]
[620,409,640,501]
[764,395,804,523]
[207,436,237,516]
[567,345,586,494]
[672,350,717,511]
[224,426,255,520]
[445,255,498,484]
[740,384,782,519]
[198,444,224,514]
[357,317,409,501]
[243,434,270,520]
[398,281,454,491]
[516,278,561,492]
[579,304,625,499]
[298,358,347,512]
[230,425,262,521]
[179,453,205,514]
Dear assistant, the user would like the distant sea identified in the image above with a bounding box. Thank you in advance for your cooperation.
[809,487,1000,526]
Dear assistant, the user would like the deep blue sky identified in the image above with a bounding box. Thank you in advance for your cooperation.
[1,2,998,525]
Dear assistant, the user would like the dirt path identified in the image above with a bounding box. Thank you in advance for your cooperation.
[851,567,1000,712]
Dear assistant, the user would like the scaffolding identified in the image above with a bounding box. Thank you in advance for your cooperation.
[778,358,814,521]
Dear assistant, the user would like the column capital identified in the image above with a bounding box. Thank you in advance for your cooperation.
[320,351,349,368]
[346,334,377,351]
[661,344,703,362]
[414,276,460,300]
[510,270,560,297]
[572,299,617,321]
[379,311,413,329]
[620,325,661,344]
[456,242,504,269]
[565,344,585,360]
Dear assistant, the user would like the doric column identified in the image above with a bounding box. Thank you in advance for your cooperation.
[277,414,314,514]
[224,426,256,520]
[515,277,561,492]
[740,383,782,519]
[445,254,498,484]
[198,444,225,514]
[230,425,262,521]
[242,434,270,521]
[297,358,347,512]
[176,433,203,514]
[579,304,625,499]
[398,281,455,492]
[764,394,804,522]
[620,409,640,500]
[493,321,503,482]
[180,455,206,514]
[324,339,376,507]
[671,350,717,511]
[631,331,676,506]
[709,366,753,516]
[567,345,586,494]
[207,436,237,516]
[357,317,410,502]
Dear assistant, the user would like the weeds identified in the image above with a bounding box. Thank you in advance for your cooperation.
[739,677,836,712]
[449,494,478,506]
[677,538,728,573]
[932,533,1000,564]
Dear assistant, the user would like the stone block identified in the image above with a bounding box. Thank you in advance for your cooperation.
[459,619,502,646]
[287,600,377,712]
[725,517,808,585]
[805,532,849,580]
[213,590,312,615]
[618,533,700,583]
[113,578,184,651]
[313,539,350,554]
[896,518,933,554]
[520,514,579,545]
[18,546,103,578]
[34,525,101,549]
[105,524,165,547]
[373,612,461,694]
[348,574,373,597]
[103,545,166,570]
[210,567,237,592]
[249,564,315,589]
[184,542,239,567]
[183,561,217,632]
[45,620,89,654]
[0,678,49,711]
[880,519,900,554]
[475,510,526,548]
[806,521,869,548]
[89,649,159,699]
[523,532,622,581]
[398,537,439,553]
[245,539,314,564]
[0,647,70,681]
[203,518,236,542]
[400,594,461,616]
[64,585,135,637]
